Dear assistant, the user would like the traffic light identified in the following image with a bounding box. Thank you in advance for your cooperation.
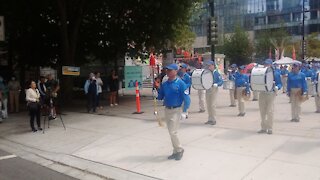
[207,17,218,45]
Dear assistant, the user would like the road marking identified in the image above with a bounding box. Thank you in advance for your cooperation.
[0,155,17,160]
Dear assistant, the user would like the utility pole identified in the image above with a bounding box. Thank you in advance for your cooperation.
[208,0,215,60]
[302,0,305,60]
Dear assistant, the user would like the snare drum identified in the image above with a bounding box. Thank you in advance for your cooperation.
[191,69,213,90]
[250,67,274,92]
[223,80,235,90]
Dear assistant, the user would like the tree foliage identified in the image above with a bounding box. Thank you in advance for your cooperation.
[306,33,320,58]
[255,26,290,60]
[219,25,253,65]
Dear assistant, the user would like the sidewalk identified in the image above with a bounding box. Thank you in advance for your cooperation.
[0,88,319,180]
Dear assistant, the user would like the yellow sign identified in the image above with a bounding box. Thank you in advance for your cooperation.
[62,66,80,76]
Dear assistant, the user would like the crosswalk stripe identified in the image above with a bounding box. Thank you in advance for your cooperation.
[0,155,17,160]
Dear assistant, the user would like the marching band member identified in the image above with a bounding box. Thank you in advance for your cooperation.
[235,65,250,117]
[257,59,282,135]
[314,63,320,113]
[287,63,308,122]
[280,65,289,93]
[303,64,315,96]
[157,63,190,161]
[228,64,237,107]
[178,63,192,118]
[204,60,223,125]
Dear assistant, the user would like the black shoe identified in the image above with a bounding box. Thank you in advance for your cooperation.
[167,153,176,160]
[38,127,43,131]
[205,121,216,125]
[267,129,273,134]
[229,105,236,107]
[257,129,267,134]
[238,113,245,117]
[199,109,205,113]
[32,129,37,132]
[175,149,184,161]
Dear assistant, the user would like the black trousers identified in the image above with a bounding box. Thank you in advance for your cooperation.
[87,93,97,112]
[29,104,40,130]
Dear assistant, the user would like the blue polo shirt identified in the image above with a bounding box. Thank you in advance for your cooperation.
[157,77,191,112]
[213,70,223,86]
[287,71,307,93]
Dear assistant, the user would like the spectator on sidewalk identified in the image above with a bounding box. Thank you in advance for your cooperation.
[108,69,119,107]
[37,76,47,106]
[0,76,9,120]
[8,75,21,113]
[95,72,104,109]
[26,81,42,132]
[84,74,98,113]
[45,74,60,120]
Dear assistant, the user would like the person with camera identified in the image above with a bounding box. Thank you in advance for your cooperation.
[45,74,59,120]
[26,81,42,132]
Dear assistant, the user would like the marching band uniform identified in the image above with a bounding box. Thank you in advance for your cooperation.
[235,65,250,116]
[204,60,223,125]
[178,63,191,117]
[257,59,282,134]
[157,64,190,161]
[198,89,206,112]
[280,65,289,93]
[287,63,308,122]
[314,64,320,113]
[303,65,315,96]
[228,64,237,107]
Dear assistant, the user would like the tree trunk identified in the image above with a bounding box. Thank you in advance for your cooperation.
[56,0,86,105]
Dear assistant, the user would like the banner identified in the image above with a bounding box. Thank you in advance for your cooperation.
[62,66,80,76]
[124,66,143,90]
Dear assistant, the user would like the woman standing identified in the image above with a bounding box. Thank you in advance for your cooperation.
[108,69,119,107]
[26,81,42,132]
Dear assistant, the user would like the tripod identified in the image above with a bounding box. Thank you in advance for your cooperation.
[42,97,66,134]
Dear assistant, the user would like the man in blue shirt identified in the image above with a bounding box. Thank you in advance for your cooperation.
[313,63,320,113]
[287,63,308,122]
[280,65,289,93]
[303,64,315,96]
[235,65,250,116]
[257,59,282,135]
[228,64,237,107]
[178,63,192,118]
[204,60,223,125]
[157,63,190,161]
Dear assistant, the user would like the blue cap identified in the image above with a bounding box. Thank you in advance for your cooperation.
[180,63,188,68]
[205,60,215,65]
[264,59,273,65]
[292,62,300,67]
[239,65,246,70]
[165,64,179,70]
[231,64,237,68]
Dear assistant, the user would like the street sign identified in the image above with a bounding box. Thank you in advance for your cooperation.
[0,16,4,41]
[62,66,80,76]
[124,66,143,90]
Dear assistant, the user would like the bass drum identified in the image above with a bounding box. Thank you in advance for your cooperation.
[250,67,274,92]
[191,69,213,90]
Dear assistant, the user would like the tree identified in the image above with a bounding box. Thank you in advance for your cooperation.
[306,33,320,58]
[219,25,253,65]
[255,26,290,60]
[0,0,200,101]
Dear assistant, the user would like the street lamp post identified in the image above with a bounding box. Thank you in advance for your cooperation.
[208,0,215,60]
[301,0,305,60]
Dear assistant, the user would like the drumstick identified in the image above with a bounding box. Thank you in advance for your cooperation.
[153,95,164,127]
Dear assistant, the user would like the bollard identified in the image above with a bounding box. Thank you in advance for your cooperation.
[133,81,144,114]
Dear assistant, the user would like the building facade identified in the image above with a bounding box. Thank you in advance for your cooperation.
[191,0,320,54]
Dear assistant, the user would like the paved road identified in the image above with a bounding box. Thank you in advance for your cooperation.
[0,149,77,180]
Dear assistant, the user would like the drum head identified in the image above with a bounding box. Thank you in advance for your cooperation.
[201,70,214,89]
[191,69,213,90]
[265,67,274,91]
